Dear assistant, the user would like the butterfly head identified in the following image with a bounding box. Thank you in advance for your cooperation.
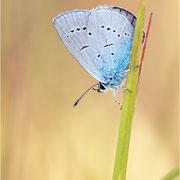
[97,82,107,93]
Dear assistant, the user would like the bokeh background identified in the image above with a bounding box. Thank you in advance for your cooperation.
[2,0,179,179]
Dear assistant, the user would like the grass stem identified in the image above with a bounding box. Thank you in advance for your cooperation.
[112,1,145,179]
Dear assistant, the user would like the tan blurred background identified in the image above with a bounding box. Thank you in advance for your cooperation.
[2,0,179,179]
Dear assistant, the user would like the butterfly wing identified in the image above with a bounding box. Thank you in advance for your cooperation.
[112,7,145,43]
[86,7,135,79]
[53,10,106,83]
[53,6,140,83]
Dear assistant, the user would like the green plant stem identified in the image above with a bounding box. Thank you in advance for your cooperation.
[161,167,180,180]
[112,1,145,180]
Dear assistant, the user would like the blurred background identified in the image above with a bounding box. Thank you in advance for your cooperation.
[2,0,179,179]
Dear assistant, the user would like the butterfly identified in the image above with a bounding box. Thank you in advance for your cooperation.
[53,6,143,109]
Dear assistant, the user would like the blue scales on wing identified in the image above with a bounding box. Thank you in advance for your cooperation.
[53,6,138,86]
[86,6,136,85]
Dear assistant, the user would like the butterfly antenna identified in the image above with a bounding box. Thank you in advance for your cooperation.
[73,83,99,107]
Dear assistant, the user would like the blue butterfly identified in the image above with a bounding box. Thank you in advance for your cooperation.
[53,6,141,108]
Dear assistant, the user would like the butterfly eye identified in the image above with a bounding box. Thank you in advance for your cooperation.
[100,83,106,90]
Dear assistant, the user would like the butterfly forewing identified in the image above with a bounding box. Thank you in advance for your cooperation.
[53,10,106,82]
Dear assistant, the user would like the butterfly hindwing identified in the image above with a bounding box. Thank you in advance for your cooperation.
[86,7,135,79]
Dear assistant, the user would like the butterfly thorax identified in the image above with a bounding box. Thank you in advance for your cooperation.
[100,72,126,91]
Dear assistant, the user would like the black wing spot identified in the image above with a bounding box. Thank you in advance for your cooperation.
[101,26,104,28]
[77,28,80,31]
[104,43,113,47]
[97,54,100,57]
[125,32,129,36]
[67,35,69,38]
[111,53,114,55]
[80,45,89,50]
[88,32,92,35]
[118,34,120,37]
[107,28,110,30]
[71,30,74,33]
[113,30,116,32]
[83,27,87,30]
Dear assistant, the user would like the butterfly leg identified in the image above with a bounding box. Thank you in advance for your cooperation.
[113,89,123,110]
[123,65,139,73]
[118,66,139,93]
[117,90,125,94]
[119,86,132,93]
